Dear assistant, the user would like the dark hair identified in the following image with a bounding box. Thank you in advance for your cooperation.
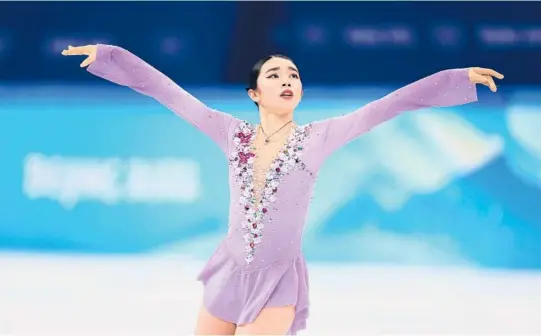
[246,54,293,107]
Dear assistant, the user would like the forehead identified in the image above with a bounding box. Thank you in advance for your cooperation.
[260,57,298,73]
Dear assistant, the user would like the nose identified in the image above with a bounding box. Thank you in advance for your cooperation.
[281,82,291,87]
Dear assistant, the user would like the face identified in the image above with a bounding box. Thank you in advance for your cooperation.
[248,57,303,115]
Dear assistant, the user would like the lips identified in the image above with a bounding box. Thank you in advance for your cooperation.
[280,89,294,98]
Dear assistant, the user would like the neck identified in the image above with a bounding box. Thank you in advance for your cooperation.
[258,107,294,135]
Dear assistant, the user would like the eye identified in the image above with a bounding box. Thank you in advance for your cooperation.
[290,73,299,79]
[267,73,279,79]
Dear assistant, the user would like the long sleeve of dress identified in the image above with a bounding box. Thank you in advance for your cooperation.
[86,44,240,154]
[311,68,478,160]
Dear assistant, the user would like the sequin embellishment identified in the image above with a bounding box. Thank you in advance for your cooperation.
[229,122,312,264]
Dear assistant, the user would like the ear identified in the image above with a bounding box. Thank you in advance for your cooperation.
[247,88,260,103]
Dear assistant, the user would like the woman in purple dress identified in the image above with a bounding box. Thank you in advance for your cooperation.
[62,44,503,335]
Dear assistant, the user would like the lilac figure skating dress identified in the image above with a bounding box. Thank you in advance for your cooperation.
[87,44,478,334]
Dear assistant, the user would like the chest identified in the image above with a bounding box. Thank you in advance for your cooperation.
[228,122,314,187]
[252,137,287,176]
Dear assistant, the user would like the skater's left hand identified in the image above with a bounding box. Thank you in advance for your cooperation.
[468,67,504,92]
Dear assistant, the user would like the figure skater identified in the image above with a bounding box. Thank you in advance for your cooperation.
[62,44,503,335]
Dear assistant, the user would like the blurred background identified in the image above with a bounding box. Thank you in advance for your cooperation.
[0,1,540,335]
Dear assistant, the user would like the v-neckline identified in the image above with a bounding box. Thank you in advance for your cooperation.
[251,124,296,170]
[249,124,296,201]
[229,121,312,265]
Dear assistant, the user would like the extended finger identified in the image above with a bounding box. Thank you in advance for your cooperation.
[61,45,91,56]
[80,56,93,68]
[486,76,497,92]
[475,67,504,79]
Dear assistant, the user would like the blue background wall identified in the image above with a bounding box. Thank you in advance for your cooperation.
[0,1,539,270]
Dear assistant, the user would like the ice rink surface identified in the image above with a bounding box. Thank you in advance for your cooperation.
[1,253,540,336]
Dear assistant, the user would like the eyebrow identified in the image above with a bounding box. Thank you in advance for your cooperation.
[265,66,299,74]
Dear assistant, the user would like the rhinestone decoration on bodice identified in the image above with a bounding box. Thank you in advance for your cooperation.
[228,122,313,264]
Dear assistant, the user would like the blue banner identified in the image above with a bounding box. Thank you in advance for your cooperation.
[1,85,539,269]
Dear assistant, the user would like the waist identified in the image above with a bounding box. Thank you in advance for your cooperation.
[222,235,303,271]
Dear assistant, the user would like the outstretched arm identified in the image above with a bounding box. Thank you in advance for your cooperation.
[62,44,240,154]
[312,67,503,159]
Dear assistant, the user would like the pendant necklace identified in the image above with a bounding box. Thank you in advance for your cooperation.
[260,120,293,145]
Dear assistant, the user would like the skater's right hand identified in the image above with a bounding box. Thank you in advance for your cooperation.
[61,45,98,68]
